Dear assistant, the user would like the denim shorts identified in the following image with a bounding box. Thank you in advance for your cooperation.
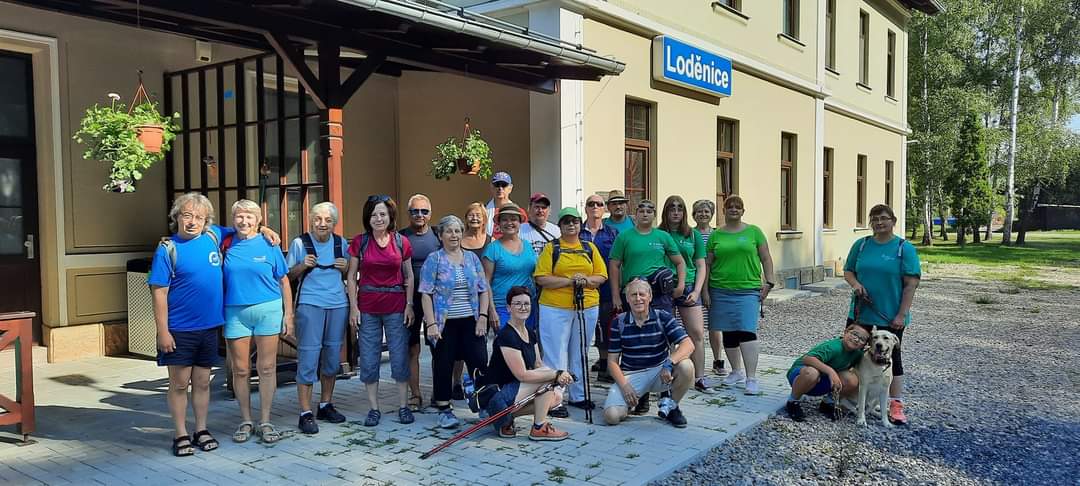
[157,327,220,368]
[295,304,348,385]
[674,286,702,308]
[787,365,832,396]
[486,381,521,431]
[224,299,284,339]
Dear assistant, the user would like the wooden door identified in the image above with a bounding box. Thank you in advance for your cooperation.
[0,51,42,342]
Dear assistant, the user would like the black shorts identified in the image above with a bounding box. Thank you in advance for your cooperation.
[409,294,424,347]
[157,327,220,368]
[594,300,615,349]
[847,318,906,376]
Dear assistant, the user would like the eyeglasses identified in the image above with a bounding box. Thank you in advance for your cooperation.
[367,195,391,203]
[846,330,869,345]
[510,301,532,309]
[179,212,207,222]
[586,201,605,208]
[492,182,510,189]
[408,208,431,216]
[869,216,894,223]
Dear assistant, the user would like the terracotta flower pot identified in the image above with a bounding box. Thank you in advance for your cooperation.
[135,124,165,153]
[456,157,480,175]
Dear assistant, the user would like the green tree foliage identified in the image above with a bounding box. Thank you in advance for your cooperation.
[946,113,992,246]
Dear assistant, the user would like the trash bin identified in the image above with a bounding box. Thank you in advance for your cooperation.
[127,257,156,358]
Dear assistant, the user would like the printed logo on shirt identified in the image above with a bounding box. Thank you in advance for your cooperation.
[253,256,267,263]
[737,236,748,243]
[650,242,666,250]
[209,251,221,266]
[879,254,897,262]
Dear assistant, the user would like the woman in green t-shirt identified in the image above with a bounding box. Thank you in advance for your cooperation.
[660,196,710,392]
[703,195,776,396]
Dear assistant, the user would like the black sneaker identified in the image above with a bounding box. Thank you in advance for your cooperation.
[298,412,319,434]
[818,401,839,421]
[568,400,595,410]
[786,401,807,422]
[664,406,687,428]
[548,405,570,418]
[317,403,347,423]
[631,393,651,415]
[590,362,602,372]
[452,384,465,401]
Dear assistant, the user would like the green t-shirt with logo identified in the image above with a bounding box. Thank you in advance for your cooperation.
[787,337,863,376]
[707,224,767,290]
[665,228,705,286]
[609,228,680,286]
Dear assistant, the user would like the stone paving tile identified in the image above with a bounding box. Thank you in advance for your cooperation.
[0,348,793,486]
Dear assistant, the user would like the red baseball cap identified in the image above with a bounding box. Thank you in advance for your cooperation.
[529,192,551,206]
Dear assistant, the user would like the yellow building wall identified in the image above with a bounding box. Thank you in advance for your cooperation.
[823,110,902,268]
[824,0,908,127]
[607,0,818,84]
[583,19,818,272]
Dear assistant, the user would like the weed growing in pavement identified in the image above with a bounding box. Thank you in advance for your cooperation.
[588,461,602,469]
[547,466,569,483]
[626,453,640,459]
[973,295,996,305]
[706,396,738,407]
[760,368,782,375]
[999,286,1021,295]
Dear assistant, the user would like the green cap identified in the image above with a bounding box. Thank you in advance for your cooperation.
[557,207,582,224]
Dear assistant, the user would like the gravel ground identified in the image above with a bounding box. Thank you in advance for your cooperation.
[655,264,1080,486]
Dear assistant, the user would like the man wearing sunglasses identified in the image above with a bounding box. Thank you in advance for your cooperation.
[485,171,516,236]
[400,194,441,411]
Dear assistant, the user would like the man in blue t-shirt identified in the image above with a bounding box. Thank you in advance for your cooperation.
[603,280,695,428]
[148,193,227,457]
[287,202,351,434]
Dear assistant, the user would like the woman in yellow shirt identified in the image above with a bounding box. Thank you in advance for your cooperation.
[534,207,608,414]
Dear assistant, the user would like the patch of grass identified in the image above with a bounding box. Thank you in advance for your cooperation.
[547,466,569,484]
[917,230,1080,268]
[587,461,602,469]
[999,286,1022,295]
[1029,307,1042,314]
[314,450,334,457]
[622,437,635,444]
[971,266,1076,291]
[759,367,782,375]
[973,295,997,305]
[706,396,738,407]
[626,453,640,459]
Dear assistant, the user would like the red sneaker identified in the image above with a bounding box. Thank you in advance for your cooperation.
[499,422,516,438]
[528,422,569,441]
[888,399,908,425]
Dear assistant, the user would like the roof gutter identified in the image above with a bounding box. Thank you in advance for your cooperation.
[336,0,625,75]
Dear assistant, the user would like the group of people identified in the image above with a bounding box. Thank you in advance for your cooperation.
[151,170,920,457]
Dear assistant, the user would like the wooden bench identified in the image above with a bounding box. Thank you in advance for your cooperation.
[0,311,35,444]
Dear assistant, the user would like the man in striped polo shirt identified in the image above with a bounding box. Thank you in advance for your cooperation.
[603,279,695,427]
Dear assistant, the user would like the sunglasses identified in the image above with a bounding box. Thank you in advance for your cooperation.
[367,194,391,203]
[408,208,431,216]
[492,182,510,188]
[638,203,656,210]
[586,201,605,208]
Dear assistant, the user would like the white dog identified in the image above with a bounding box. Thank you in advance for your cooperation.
[855,329,899,427]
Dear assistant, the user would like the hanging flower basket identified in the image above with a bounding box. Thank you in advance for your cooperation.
[73,76,179,193]
[430,117,494,181]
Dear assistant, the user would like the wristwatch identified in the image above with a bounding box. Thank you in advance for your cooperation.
[766,281,776,289]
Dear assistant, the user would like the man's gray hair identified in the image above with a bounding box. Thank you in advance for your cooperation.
[407,193,431,208]
[436,215,464,236]
[169,192,214,233]
[624,278,652,297]
[310,201,339,224]
[231,199,263,223]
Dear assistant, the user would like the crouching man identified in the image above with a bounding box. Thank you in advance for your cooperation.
[603,279,695,427]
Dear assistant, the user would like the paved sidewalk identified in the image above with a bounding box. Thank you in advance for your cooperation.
[0,345,792,485]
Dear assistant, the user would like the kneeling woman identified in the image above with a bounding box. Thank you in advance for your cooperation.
[484,287,574,441]
[223,199,293,444]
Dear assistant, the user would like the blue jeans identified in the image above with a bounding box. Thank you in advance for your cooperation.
[359,312,410,384]
[295,304,347,385]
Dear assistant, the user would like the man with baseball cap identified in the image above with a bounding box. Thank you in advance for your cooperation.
[603,190,634,233]
[485,172,516,236]
[520,192,560,256]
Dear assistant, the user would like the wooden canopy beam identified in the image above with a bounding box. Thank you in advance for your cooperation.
[264,32,327,110]
[337,53,386,107]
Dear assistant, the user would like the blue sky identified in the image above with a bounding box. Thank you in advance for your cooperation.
[1071,114,1080,133]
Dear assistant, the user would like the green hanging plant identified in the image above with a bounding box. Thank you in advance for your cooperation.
[73,92,180,193]
[429,119,494,181]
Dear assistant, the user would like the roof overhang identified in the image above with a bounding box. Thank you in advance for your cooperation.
[7,0,625,93]
[900,0,944,15]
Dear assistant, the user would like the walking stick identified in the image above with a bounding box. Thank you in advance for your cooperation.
[420,382,557,459]
[574,282,593,424]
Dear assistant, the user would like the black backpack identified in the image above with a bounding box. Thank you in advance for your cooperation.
[292,232,345,305]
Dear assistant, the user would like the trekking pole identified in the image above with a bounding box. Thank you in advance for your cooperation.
[574,282,592,424]
[420,382,558,459]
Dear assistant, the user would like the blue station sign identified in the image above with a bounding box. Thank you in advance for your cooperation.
[651,36,732,98]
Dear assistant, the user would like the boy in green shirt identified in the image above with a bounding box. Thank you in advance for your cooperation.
[784,324,870,422]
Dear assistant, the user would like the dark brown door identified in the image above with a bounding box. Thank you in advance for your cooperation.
[0,50,42,342]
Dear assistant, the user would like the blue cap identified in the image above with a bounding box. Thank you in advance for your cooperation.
[491,171,512,185]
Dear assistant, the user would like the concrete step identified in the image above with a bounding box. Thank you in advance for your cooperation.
[802,277,850,294]
[764,288,813,304]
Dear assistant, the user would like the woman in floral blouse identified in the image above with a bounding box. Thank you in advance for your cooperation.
[419,215,491,429]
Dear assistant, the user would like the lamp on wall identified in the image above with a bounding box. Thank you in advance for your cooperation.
[195,40,212,63]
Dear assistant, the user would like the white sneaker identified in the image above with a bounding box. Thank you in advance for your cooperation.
[743,378,760,395]
[722,369,746,387]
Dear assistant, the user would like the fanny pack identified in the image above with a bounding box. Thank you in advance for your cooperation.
[468,383,500,413]
[647,267,676,296]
